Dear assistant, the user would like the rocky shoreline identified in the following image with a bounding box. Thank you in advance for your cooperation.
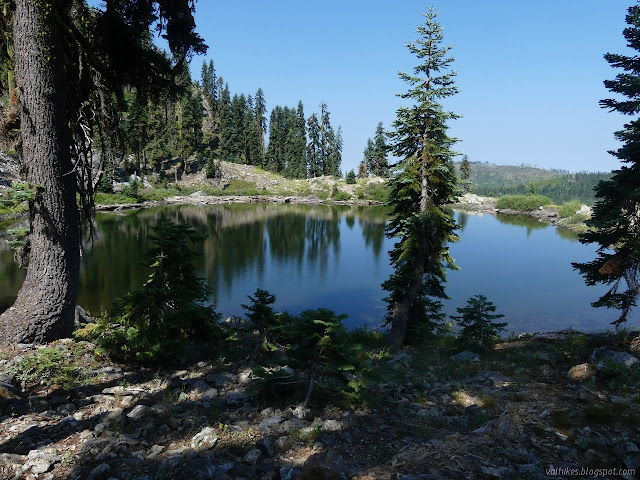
[0,329,639,480]
[95,193,385,213]
[451,194,589,232]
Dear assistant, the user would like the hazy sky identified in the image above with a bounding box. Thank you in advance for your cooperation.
[184,1,634,174]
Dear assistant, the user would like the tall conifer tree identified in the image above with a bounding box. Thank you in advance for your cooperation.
[574,4,640,325]
[383,7,460,346]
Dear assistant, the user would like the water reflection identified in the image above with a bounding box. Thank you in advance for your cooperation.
[1,205,628,332]
[495,213,548,237]
[0,204,391,327]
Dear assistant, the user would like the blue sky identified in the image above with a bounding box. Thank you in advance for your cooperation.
[186,1,633,174]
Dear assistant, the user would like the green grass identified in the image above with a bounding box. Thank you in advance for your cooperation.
[94,192,139,204]
[495,194,552,211]
[557,200,583,218]
[355,182,390,202]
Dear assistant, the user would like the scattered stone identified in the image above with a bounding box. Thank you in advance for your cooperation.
[322,419,342,432]
[452,350,480,362]
[191,427,219,449]
[259,416,283,430]
[224,390,248,406]
[302,450,345,480]
[589,348,639,370]
[243,448,262,464]
[567,363,596,381]
[126,404,150,421]
[86,463,110,480]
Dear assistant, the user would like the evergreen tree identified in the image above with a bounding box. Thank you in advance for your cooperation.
[307,113,322,178]
[574,4,640,325]
[0,0,207,345]
[255,88,267,167]
[217,83,232,161]
[451,295,506,348]
[290,101,308,178]
[328,126,343,177]
[362,138,374,177]
[371,122,390,176]
[383,7,460,346]
[459,154,472,192]
[266,106,284,172]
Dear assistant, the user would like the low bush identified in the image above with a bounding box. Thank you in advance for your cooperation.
[356,182,390,202]
[331,185,352,201]
[76,217,222,363]
[451,294,507,349]
[557,200,583,218]
[495,194,552,211]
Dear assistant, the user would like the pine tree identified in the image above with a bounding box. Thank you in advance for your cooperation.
[459,154,472,192]
[574,4,640,325]
[383,7,460,346]
[362,138,374,177]
[255,88,267,167]
[451,295,506,348]
[371,122,390,176]
[307,113,322,178]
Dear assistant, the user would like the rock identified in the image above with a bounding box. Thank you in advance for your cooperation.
[259,416,283,430]
[239,369,253,384]
[257,437,276,457]
[189,190,207,197]
[479,466,512,479]
[322,419,342,432]
[199,388,218,402]
[281,418,308,433]
[24,452,56,474]
[126,404,150,421]
[567,363,596,381]
[388,353,411,367]
[191,427,219,449]
[588,347,639,370]
[302,450,345,480]
[535,352,561,365]
[577,205,592,217]
[452,350,480,362]
[224,390,248,405]
[87,463,110,480]
[243,448,262,464]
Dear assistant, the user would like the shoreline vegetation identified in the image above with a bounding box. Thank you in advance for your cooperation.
[2,158,595,233]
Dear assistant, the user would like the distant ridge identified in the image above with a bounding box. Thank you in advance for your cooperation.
[455,162,611,205]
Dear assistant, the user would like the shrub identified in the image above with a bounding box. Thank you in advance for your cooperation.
[121,178,141,201]
[225,179,261,195]
[331,185,352,201]
[451,294,507,348]
[76,217,221,363]
[242,288,278,362]
[495,194,552,211]
[251,308,356,408]
[355,182,390,202]
[558,200,583,218]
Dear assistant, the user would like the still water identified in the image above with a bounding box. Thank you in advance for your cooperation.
[0,204,632,333]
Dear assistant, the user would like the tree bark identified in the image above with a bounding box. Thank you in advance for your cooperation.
[0,0,80,345]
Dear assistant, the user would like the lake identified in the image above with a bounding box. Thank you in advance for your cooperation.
[0,204,634,333]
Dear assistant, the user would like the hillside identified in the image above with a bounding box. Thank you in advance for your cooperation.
[456,163,612,205]
[455,163,566,189]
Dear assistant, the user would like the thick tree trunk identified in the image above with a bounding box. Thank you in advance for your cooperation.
[0,0,80,345]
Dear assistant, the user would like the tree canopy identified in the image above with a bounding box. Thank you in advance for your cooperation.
[574,4,640,325]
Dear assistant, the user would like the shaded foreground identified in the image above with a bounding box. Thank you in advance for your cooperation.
[0,329,639,480]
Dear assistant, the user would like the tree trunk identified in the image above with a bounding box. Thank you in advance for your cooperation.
[0,0,80,345]
[388,267,423,347]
